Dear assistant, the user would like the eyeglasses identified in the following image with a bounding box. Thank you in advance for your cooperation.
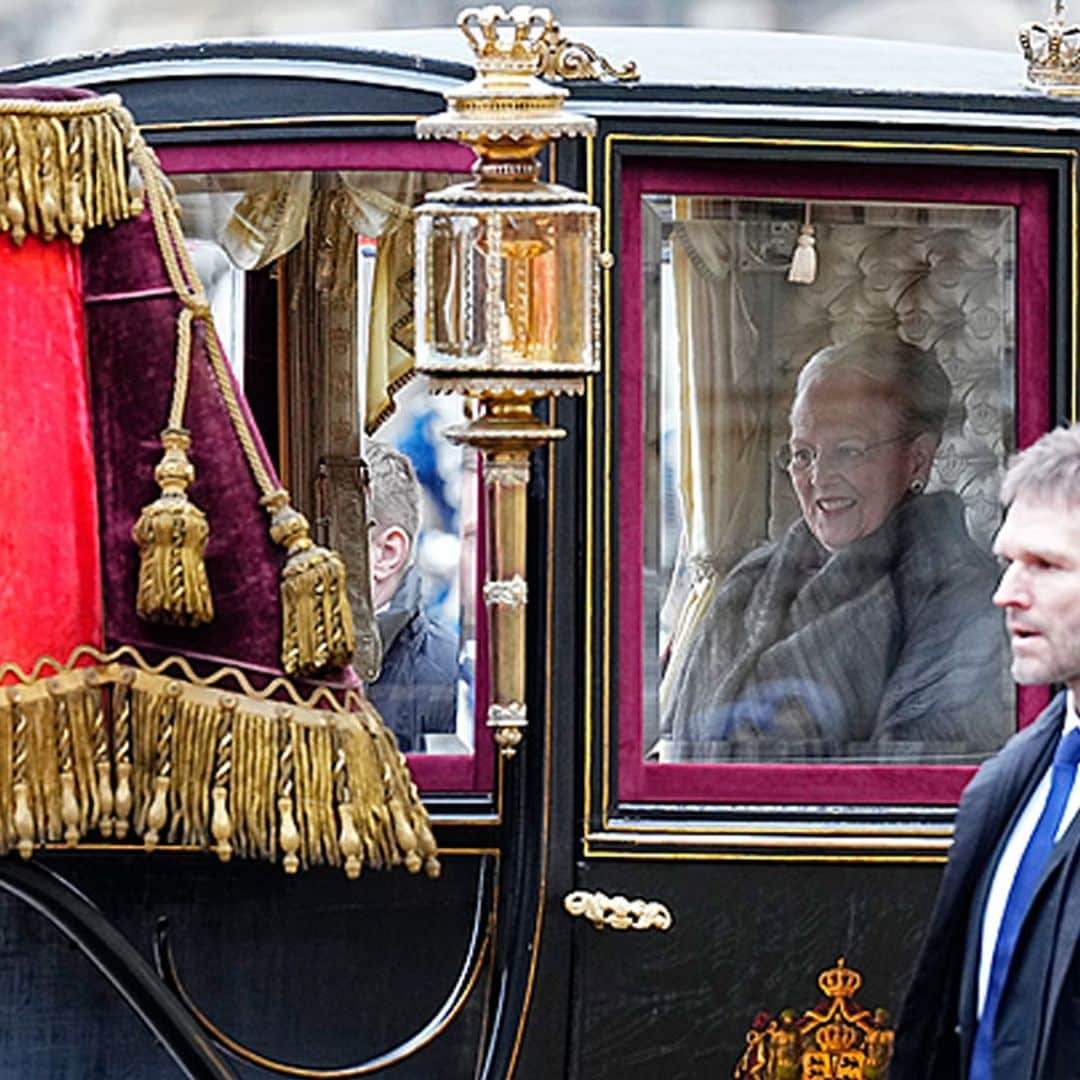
[775,435,910,474]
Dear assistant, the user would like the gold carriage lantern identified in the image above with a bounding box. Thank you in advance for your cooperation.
[414,5,608,757]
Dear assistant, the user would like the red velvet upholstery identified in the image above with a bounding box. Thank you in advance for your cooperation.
[0,234,103,674]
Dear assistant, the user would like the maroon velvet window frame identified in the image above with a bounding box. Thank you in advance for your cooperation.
[158,140,492,795]
[617,157,1053,807]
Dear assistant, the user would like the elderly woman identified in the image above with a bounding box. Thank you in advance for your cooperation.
[661,334,1007,760]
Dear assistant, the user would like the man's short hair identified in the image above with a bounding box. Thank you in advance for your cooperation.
[366,440,421,541]
[1002,423,1080,508]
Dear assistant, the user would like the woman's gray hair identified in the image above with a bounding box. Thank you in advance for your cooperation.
[793,333,953,440]
[366,440,420,541]
[1001,424,1080,509]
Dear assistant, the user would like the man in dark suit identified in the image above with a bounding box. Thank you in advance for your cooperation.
[365,441,458,754]
[895,424,1080,1079]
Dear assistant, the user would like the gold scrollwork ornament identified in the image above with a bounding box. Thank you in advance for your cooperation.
[536,19,639,82]
[563,889,673,931]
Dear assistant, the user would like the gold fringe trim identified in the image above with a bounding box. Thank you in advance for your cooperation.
[0,95,143,246]
[0,649,438,879]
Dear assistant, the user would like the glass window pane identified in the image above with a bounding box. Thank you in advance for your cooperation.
[645,195,1016,764]
[172,168,477,760]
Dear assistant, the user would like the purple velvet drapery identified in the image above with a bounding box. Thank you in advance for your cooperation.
[83,210,322,684]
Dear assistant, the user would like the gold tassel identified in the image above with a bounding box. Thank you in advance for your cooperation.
[138,679,177,852]
[333,739,362,879]
[338,803,362,879]
[83,668,112,836]
[133,428,214,627]
[9,690,33,859]
[112,669,134,839]
[278,794,300,874]
[210,697,234,862]
[277,719,300,874]
[0,689,12,855]
[50,680,79,846]
[348,702,441,878]
[262,490,356,676]
[0,673,99,857]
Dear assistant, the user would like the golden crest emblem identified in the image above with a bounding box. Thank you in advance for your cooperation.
[733,959,894,1080]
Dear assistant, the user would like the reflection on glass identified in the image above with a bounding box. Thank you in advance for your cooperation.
[365,383,477,755]
[417,207,594,369]
[644,195,1016,764]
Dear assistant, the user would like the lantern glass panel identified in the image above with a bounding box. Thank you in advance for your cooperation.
[419,210,487,363]
[498,208,593,369]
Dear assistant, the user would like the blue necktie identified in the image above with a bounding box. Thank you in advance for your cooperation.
[970,726,1080,1079]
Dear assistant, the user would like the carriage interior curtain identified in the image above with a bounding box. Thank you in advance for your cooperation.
[659,205,764,717]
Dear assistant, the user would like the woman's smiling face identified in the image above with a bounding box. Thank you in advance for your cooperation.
[787,370,933,551]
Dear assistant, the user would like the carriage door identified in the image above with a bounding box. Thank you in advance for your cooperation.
[545,129,1065,1080]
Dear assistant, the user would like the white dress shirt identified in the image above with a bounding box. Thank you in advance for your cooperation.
[977,691,1080,1017]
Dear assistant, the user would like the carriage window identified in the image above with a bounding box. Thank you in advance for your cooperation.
[172,168,477,761]
[643,195,1017,766]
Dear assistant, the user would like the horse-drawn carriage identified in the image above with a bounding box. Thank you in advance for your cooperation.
[0,6,1074,1077]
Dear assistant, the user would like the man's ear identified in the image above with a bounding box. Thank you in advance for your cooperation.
[370,525,411,583]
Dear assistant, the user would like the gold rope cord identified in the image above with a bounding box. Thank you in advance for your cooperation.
[0,95,141,246]
[0,647,438,879]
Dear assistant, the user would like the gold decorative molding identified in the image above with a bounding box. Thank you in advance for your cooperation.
[537,22,639,83]
[488,701,527,757]
[483,459,532,488]
[563,889,673,931]
[483,576,529,607]
[733,958,894,1079]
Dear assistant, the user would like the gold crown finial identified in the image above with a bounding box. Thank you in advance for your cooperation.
[1020,1,1080,93]
[417,5,595,161]
[818,957,863,999]
[459,5,554,74]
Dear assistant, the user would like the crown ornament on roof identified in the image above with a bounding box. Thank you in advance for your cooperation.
[1019,1,1080,93]
[459,4,552,72]
[417,5,595,151]
[456,5,638,83]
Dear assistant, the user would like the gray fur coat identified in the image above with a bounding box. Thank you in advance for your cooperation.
[660,492,1008,761]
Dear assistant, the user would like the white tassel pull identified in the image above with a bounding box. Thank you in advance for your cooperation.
[788,223,817,285]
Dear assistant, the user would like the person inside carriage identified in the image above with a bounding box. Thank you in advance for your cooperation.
[365,440,458,753]
[660,333,1008,761]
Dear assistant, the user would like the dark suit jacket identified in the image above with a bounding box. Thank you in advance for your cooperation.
[894,692,1080,1079]
[367,569,458,753]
